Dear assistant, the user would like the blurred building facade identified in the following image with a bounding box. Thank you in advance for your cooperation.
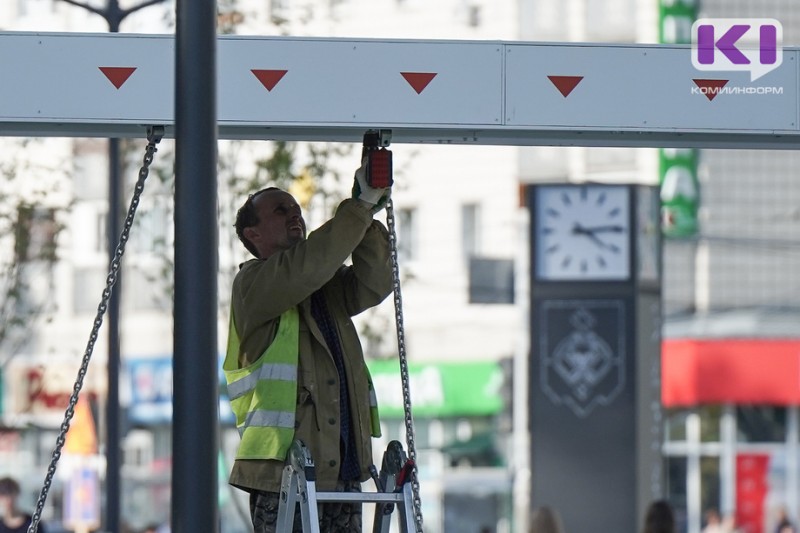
[659,3,800,533]
[0,1,799,533]
[0,1,520,532]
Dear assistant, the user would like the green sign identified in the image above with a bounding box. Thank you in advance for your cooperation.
[367,360,503,418]
[659,0,700,238]
[658,0,697,44]
[659,148,700,238]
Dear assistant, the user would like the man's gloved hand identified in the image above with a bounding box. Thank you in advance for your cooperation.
[352,158,391,214]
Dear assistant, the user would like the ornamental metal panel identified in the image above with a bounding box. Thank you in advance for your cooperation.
[218,37,503,127]
[504,43,798,132]
[0,32,174,126]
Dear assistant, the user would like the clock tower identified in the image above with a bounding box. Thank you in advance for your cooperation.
[527,184,663,533]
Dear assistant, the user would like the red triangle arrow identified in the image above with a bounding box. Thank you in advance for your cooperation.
[692,79,729,102]
[548,75,584,98]
[99,67,136,89]
[252,69,288,92]
[401,72,437,94]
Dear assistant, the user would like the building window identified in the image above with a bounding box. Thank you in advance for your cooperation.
[468,257,514,304]
[15,206,58,263]
[736,406,786,443]
[396,207,417,262]
[467,4,481,27]
[461,203,481,263]
[123,430,154,468]
[666,409,689,442]
[131,204,170,255]
[124,266,172,312]
[73,267,105,313]
[95,210,107,254]
[270,0,289,23]
[8,206,58,322]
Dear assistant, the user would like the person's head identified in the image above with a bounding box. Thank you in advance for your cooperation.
[642,500,675,533]
[777,505,791,521]
[235,188,306,259]
[704,508,721,525]
[529,506,565,533]
[0,477,20,513]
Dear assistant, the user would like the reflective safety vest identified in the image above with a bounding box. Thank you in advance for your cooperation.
[224,307,300,461]
[224,307,382,461]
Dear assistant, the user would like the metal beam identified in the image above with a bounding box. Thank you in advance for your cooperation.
[1,32,798,149]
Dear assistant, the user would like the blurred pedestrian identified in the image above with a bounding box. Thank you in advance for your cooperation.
[702,508,734,533]
[0,476,45,533]
[641,500,676,533]
[776,506,798,533]
[529,506,566,533]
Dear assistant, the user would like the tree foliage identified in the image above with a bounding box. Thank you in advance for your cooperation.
[0,139,68,367]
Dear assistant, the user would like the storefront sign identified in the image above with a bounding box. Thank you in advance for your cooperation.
[3,359,105,421]
[662,339,800,405]
[63,465,101,532]
[128,357,234,424]
[367,361,503,418]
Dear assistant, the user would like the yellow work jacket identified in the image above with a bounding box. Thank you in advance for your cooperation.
[226,199,393,493]
[224,306,300,460]
[224,306,381,461]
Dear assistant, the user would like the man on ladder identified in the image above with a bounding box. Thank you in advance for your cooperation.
[224,144,393,533]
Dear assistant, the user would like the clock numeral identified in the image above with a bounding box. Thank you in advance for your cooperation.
[580,187,588,201]
[545,207,560,218]
[561,255,572,268]
[608,207,621,218]
[596,192,607,206]
[561,192,572,206]
[597,256,607,268]
[608,243,620,254]
[543,226,554,235]
[580,259,588,272]
[546,244,560,254]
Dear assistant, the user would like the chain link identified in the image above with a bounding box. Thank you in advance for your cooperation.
[384,199,424,533]
[27,127,164,533]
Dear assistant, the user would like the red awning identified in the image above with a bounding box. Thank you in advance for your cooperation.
[662,339,800,407]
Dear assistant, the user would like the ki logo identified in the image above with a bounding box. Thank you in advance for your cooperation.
[691,18,783,82]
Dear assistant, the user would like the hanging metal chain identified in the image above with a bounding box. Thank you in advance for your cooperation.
[28,126,164,533]
[384,198,424,533]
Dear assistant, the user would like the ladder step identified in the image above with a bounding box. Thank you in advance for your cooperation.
[313,492,407,504]
[278,440,417,532]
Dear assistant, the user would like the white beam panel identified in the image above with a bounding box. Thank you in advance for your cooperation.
[0,31,798,149]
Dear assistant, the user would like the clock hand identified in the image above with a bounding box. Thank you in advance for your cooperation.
[586,233,618,252]
[580,224,624,234]
[572,223,621,252]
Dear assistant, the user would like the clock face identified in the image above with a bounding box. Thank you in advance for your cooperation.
[535,185,631,281]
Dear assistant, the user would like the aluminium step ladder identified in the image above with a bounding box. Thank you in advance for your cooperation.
[277,439,417,533]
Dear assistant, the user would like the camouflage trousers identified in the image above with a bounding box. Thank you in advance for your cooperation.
[250,480,363,533]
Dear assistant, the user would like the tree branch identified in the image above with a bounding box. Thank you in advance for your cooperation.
[122,0,166,18]
[58,0,107,19]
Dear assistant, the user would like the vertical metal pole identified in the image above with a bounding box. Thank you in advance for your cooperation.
[106,136,122,533]
[686,412,702,533]
[788,407,800,523]
[172,0,219,531]
[106,17,124,533]
[720,405,736,518]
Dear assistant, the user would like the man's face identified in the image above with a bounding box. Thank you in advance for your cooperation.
[0,493,13,514]
[247,189,306,258]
